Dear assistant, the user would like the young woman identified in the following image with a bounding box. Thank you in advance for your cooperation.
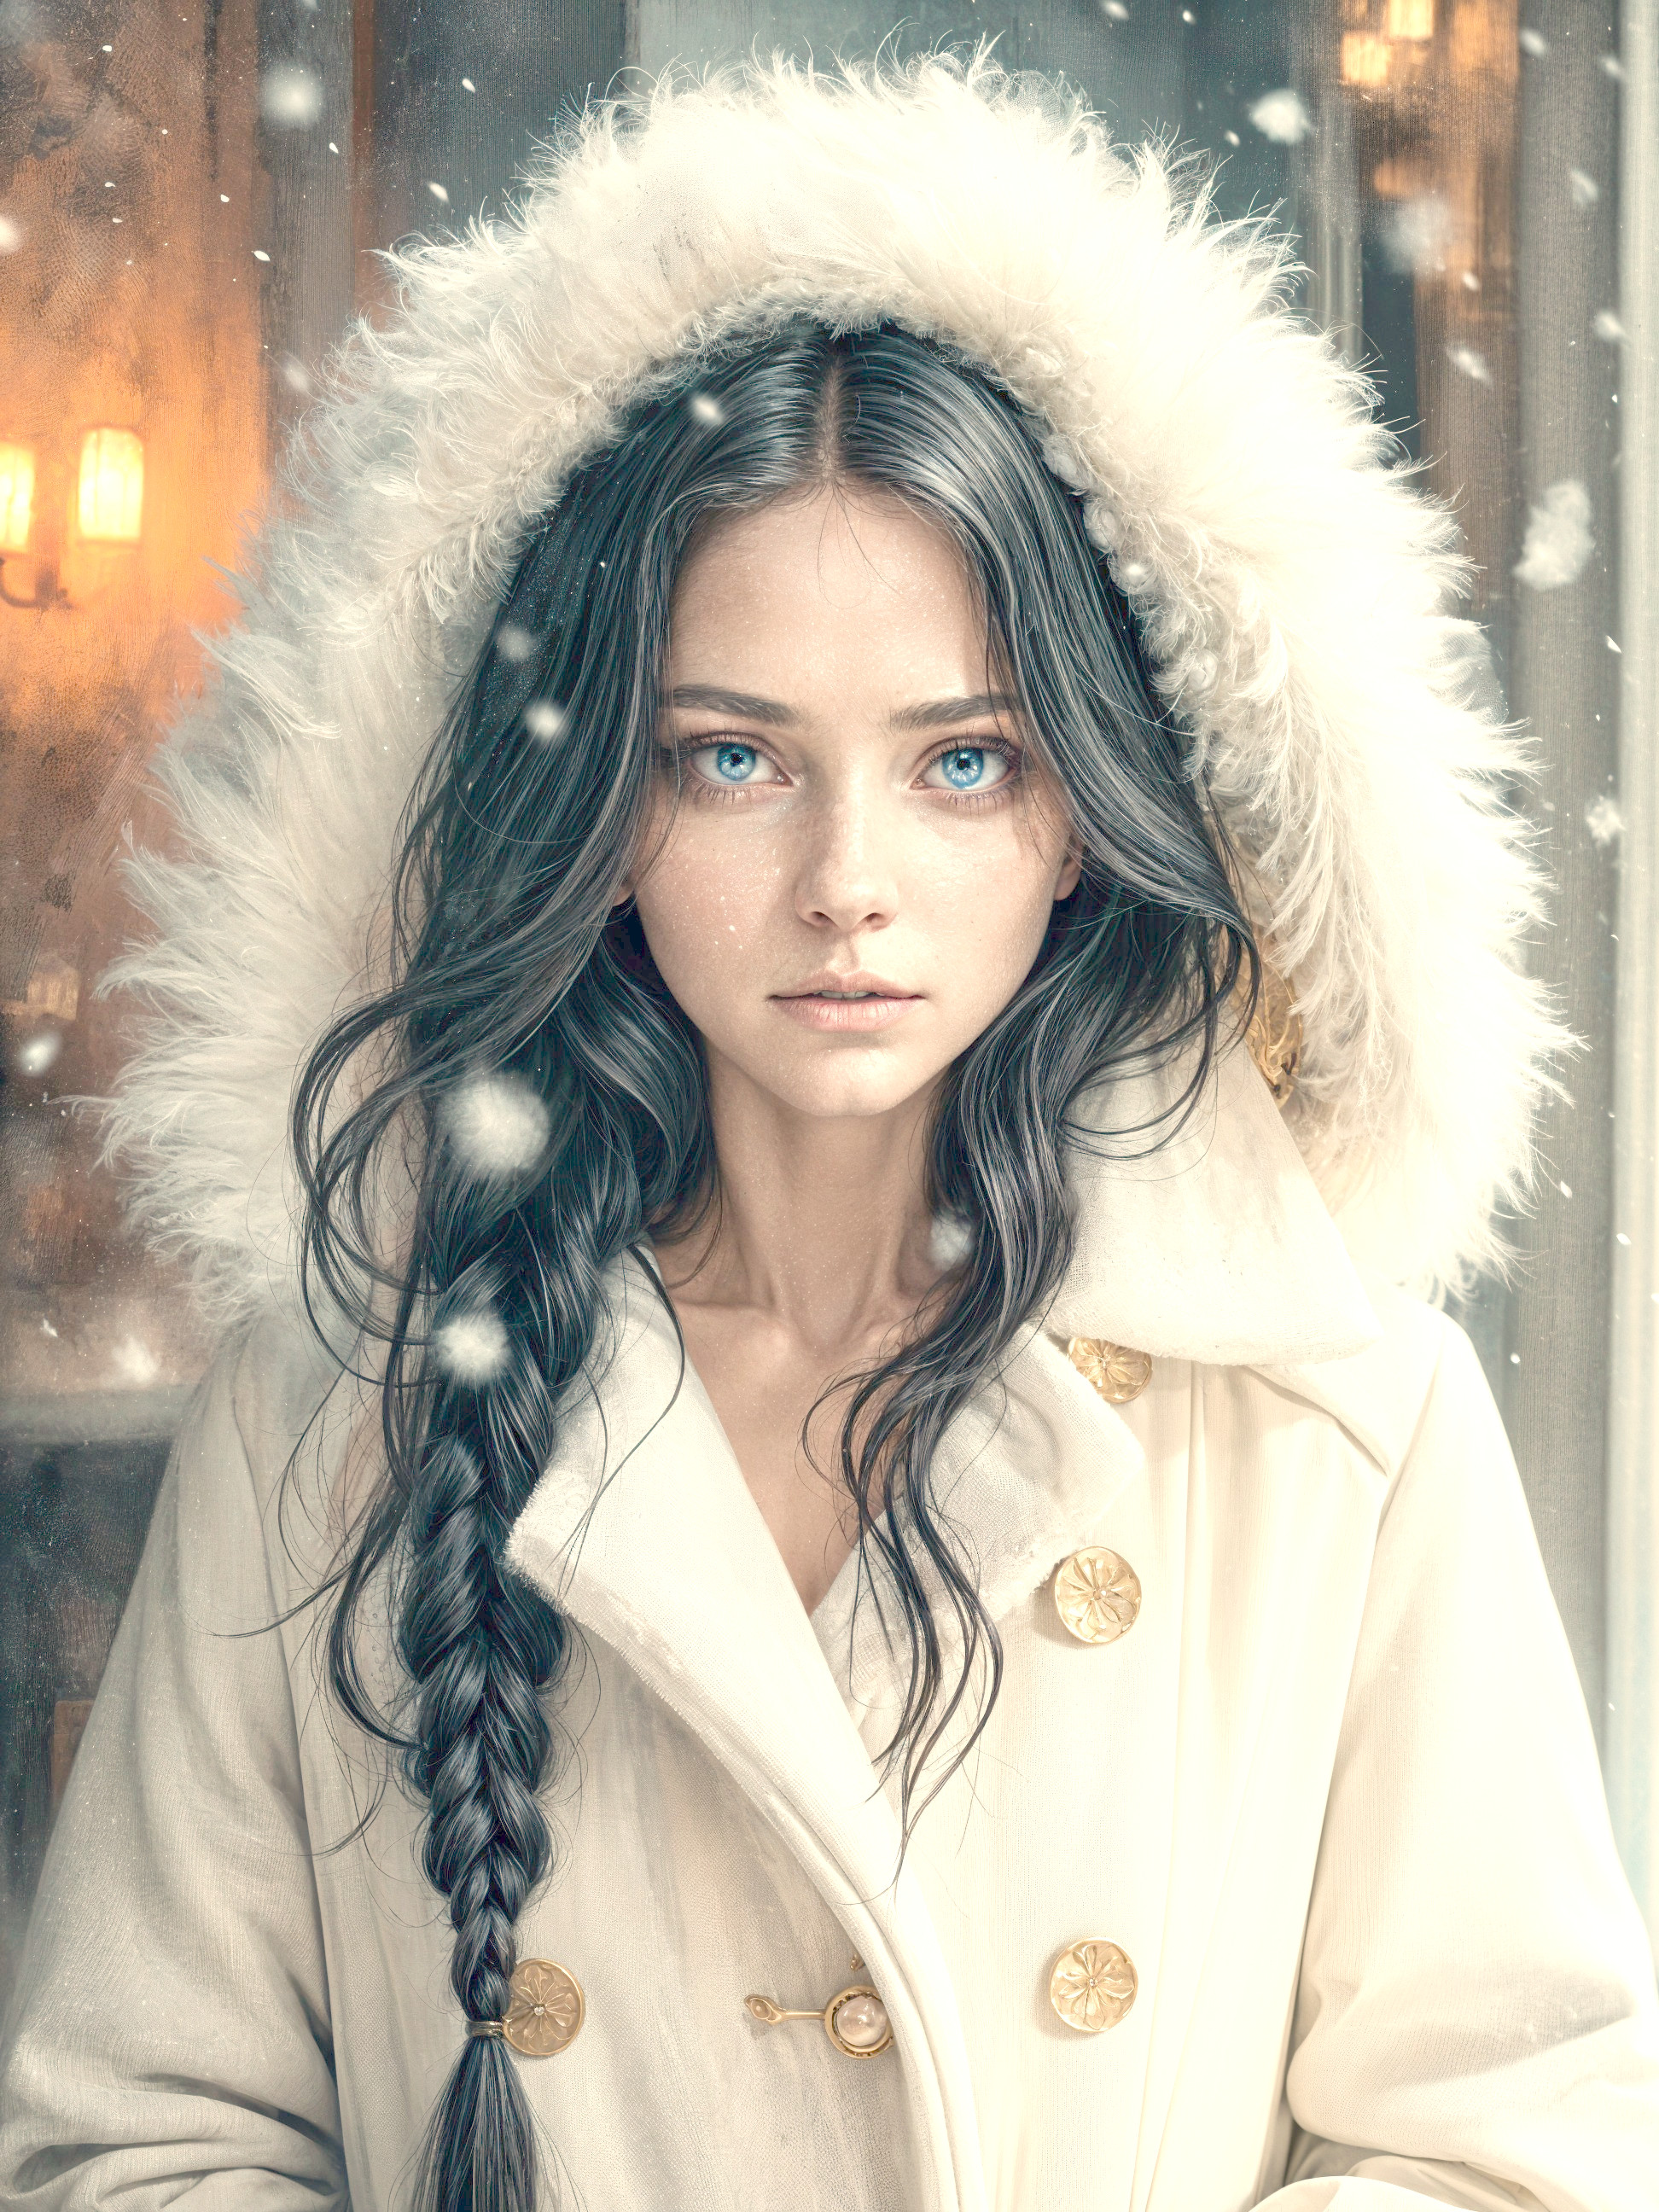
[3,50,1657,2212]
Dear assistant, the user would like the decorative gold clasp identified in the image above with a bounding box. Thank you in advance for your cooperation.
[744,1957,894,2058]
[468,1959,585,2057]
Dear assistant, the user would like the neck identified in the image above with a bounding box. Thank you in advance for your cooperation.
[655,1056,945,1353]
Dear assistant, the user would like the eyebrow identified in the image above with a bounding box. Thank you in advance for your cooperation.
[665,684,1022,730]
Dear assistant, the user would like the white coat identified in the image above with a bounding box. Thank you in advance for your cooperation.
[3,1056,1657,2211]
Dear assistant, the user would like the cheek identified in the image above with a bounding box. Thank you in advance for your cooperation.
[913,818,1065,990]
[632,818,787,995]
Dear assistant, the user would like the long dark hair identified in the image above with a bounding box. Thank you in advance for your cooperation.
[290,318,1254,2212]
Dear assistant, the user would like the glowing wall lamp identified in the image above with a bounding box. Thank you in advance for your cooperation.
[1342,32,1394,86]
[1384,0,1435,36]
[77,427,144,543]
[1342,0,1437,84]
[0,440,34,553]
[1,427,146,607]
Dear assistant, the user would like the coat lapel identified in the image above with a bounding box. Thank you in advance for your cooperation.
[504,1258,990,2212]
[811,1324,1149,1721]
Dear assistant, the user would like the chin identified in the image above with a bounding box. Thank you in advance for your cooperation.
[744,1048,945,1123]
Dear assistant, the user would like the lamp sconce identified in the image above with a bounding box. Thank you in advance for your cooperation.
[1341,0,1436,89]
[0,426,145,609]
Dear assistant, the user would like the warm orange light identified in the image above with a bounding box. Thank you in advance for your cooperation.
[77,427,144,542]
[0,441,33,552]
[1342,31,1394,85]
[1384,0,1435,38]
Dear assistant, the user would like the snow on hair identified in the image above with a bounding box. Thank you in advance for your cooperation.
[443,1074,550,1179]
[434,1307,510,1383]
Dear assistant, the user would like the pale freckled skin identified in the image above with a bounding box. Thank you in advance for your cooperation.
[630,487,1081,1613]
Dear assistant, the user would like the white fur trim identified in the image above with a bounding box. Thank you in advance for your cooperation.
[98,47,1559,1329]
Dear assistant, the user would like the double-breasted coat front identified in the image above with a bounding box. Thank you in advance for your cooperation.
[3,48,1658,2212]
[4,1057,1659,2210]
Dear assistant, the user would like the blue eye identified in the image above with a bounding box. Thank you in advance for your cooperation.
[923,745,1014,793]
[686,741,780,788]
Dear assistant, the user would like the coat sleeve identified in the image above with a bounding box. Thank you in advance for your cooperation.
[1253,1314,1659,2212]
[0,1337,347,2210]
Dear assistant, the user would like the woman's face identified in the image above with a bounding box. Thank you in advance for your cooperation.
[629,486,1082,1126]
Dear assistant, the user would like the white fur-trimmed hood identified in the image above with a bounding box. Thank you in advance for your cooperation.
[102,48,1557,1329]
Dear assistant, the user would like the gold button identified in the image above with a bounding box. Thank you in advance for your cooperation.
[502,1959,585,2056]
[1053,1545,1141,1644]
[1066,1337,1153,1403]
[1049,1939,1138,2034]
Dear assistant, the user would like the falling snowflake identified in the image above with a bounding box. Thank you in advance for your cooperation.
[1585,795,1623,847]
[280,355,311,394]
[262,63,323,128]
[435,1308,509,1383]
[0,213,22,253]
[1593,310,1626,343]
[445,1074,550,1178]
[1446,343,1493,385]
[1515,480,1594,590]
[496,622,538,664]
[17,1032,61,1075]
[1569,168,1601,210]
[114,1336,160,1386]
[688,392,725,427]
[524,698,567,741]
[1519,27,1548,56]
[1384,195,1452,276]
[1248,90,1312,146]
[929,1214,973,1269]
[428,181,450,204]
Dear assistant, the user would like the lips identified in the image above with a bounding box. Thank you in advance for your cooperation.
[771,971,923,1033]
[776,970,918,1002]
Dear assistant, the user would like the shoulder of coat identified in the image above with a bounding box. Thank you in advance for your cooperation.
[220,1301,366,1522]
[1240,1275,1460,1481]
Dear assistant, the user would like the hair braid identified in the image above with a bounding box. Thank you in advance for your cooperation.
[399,1220,570,2212]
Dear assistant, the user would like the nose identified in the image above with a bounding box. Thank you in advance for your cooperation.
[794,785,899,934]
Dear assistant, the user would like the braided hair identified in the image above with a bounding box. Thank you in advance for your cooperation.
[290,319,1254,2212]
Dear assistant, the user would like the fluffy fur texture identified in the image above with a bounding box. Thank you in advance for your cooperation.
[102,49,1558,1323]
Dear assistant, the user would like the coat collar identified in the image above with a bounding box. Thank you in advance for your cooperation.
[1047,1040,1382,1365]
